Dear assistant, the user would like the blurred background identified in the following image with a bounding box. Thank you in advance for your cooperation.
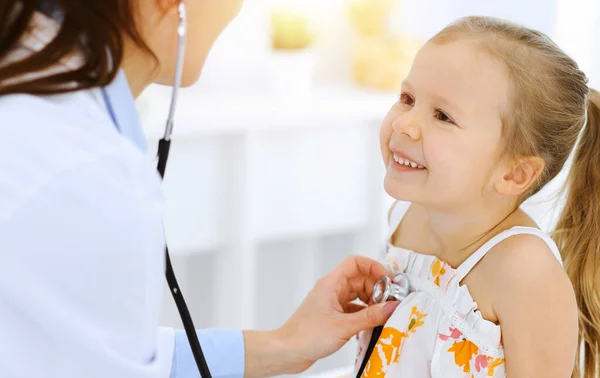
[136,0,600,376]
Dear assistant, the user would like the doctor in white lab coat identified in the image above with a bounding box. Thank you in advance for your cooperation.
[0,1,399,377]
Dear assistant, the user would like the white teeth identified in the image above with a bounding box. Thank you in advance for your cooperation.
[392,154,424,169]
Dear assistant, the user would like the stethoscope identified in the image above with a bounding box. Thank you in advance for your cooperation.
[100,2,213,377]
[153,3,216,378]
[100,3,209,375]
[355,272,412,378]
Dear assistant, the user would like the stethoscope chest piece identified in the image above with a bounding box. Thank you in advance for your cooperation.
[358,272,412,378]
[372,273,411,304]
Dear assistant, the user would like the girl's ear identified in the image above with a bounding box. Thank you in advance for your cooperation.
[494,156,545,196]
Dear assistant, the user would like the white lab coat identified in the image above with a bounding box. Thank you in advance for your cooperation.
[0,88,175,377]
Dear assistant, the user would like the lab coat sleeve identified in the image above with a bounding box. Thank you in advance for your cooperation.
[170,329,245,378]
[0,155,171,378]
[159,327,176,377]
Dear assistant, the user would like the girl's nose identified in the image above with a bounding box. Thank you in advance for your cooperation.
[391,110,422,140]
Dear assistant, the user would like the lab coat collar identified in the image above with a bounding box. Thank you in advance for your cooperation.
[101,71,148,152]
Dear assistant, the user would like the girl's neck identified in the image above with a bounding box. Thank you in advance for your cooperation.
[419,200,520,267]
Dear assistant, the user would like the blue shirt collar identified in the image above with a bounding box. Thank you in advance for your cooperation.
[101,70,147,152]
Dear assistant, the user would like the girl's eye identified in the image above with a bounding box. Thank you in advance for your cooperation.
[435,110,454,124]
[400,93,415,106]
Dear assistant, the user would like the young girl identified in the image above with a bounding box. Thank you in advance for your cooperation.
[353,16,599,378]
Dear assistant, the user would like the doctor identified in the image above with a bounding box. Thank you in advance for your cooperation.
[0,1,399,377]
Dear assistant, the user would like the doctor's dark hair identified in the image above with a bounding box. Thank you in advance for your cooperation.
[0,0,155,95]
[433,16,599,378]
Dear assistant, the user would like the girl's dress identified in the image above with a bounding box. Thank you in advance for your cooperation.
[353,201,562,378]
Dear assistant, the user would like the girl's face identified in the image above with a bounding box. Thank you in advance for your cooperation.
[380,39,514,210]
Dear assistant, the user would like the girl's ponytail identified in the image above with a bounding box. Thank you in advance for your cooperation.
[553,88,600,378]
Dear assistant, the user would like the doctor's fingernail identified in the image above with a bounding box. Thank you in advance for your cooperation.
[382,301,400,318]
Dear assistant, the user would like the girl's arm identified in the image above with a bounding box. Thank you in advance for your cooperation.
[489,234,578,377]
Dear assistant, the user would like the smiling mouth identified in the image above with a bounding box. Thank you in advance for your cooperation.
[392,154,426,169]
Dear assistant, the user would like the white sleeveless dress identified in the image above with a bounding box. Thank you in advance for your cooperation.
[352,201,562,378]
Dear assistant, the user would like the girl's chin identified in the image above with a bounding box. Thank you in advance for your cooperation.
[383,178,418,203]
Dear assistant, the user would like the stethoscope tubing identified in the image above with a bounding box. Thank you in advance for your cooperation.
[158,3,213,377]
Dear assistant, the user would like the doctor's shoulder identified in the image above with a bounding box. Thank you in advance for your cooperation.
[0,91,163,221]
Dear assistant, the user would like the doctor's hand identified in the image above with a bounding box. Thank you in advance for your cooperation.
[243,255,400,378]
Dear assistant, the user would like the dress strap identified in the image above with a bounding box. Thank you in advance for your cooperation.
[455,226,562,282]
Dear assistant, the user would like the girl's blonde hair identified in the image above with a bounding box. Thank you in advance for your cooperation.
[432,16,599,378]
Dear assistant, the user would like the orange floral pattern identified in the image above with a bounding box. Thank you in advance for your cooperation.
[407,306,427,333]
[487,358,505,376]
[438,327,505,376]
[431,259,447,287]
[361,327,405,377]
[447,339,479,373]
[361,306,427,378]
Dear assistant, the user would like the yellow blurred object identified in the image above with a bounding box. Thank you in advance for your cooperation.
[270,9,314,50]
[346,0,423,91]
[351,35,423,91]
[347,0,394,36]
